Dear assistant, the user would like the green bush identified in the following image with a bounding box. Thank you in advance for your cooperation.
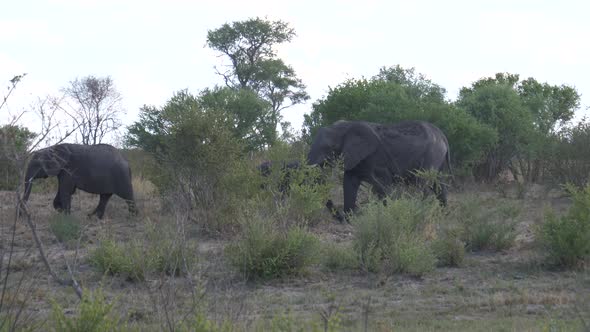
[226,216,320,280]
[352,195,441,276]
[89,239,142,281]
[258,157,332,225]
[538,183,590,268]
[0,125,36,190]
[451,197,519,252]
[49,214,82,244]
[50,288,124,332]
[90,221,196,281]
[322,243,358,271]
[126,91,250,233]
[177,312,234,332]
[432,225,466,267]
[545,119,590,188]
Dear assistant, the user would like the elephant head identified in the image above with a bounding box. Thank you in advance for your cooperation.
[23,145,70,202]
[307,121,379,170]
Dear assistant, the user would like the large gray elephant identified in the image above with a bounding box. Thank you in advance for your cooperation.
[22,143,137,219]
[307,120,451,218]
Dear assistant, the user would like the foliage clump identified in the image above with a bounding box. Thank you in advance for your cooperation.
[49,214,82,245]
[90,221,195,281]
[538,183,590,269]
[226,215,319,280]
[545,119,590,188]
[50,288,124,332]
[126,91,257,232]
[450,197,520,252]
[0,125,36,190]
[351,195,442,276]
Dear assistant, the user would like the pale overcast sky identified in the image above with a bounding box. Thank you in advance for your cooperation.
[2,0,589,141]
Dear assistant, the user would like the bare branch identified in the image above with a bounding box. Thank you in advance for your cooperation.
[62,76,124,145]
[0,74,27,111]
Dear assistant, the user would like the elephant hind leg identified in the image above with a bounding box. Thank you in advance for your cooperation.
[435,182,448,207]
[89,193,113,219]
[428,177,448,207]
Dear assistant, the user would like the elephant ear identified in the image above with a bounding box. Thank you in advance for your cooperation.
[342,125,378,170]
[42,145,70,176]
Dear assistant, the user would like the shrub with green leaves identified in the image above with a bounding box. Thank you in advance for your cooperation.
[545,119,590,188]
[351,194,441,276]
[126,91,252,233]
[432,225,466,267]
[259,159,331,225]
[0,124,36,190]
[89,239,143,281]
[451,197,519,252]
[538,183,590,268]
[226,215,319,280]
[51,288,123,332]
[90,221,196,281]
[49,214,82,244]
[322,243,358,271]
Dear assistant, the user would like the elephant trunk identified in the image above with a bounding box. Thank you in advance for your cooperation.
[22,163,39,203]
[23,177,33,204]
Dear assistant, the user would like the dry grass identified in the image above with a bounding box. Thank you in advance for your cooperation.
[0,184,589,331]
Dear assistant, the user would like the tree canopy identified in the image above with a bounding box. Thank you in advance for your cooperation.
[207,17,309,144]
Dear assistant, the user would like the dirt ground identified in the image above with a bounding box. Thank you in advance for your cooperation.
[1,182,589,331]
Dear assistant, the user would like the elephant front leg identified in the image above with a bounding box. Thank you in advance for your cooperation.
[53,185,76,211]
[88,193,113,219]
[343,171,362,216]
[57,176,74,215]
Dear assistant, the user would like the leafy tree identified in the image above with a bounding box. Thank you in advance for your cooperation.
[518,77,579,135]
[375,66,447,103]
[125,90,251,231]
[206,17,309,142]
[457,73,581,181]
[545,118,590,188]
[198,86,273,150]
[63,75,123,145]
[0,125,36,189]
[457,82,533,180]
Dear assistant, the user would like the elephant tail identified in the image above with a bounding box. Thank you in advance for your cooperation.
[444,148,454,183]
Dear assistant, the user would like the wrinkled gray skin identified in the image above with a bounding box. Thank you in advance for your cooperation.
[307,120,451,219]
[23,143,137,219]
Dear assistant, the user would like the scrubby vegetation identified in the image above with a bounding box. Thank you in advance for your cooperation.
[538,184,590,268]
[226,214,320,280]
[90,220,196,281]
[351,195,441,276]
[50,289,124,332]
[49,214,82,245]
[2,16,590,332]
[450,197,520,252]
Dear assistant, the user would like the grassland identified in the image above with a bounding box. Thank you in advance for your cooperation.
[0,180,588,331]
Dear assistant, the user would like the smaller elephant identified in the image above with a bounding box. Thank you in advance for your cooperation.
[257,160,302,194]
[257,159,338,217]
[22,143,137,219]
